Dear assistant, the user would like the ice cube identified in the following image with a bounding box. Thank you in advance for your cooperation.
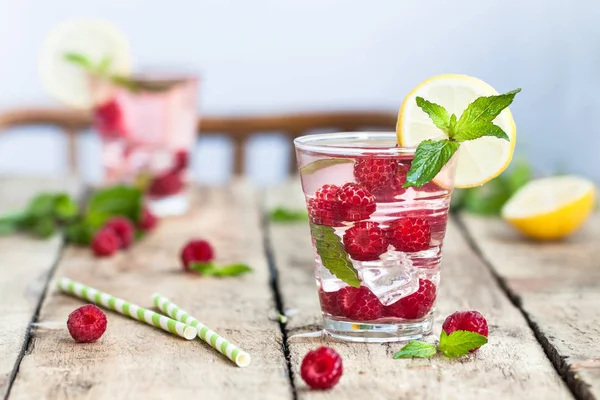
[358,251,419,306]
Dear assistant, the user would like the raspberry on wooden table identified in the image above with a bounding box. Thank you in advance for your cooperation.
[307,184,341,227]
[384,279,436,319]
[181,239,215,271]
[104,217,135,248]
[442,310,489,351]
[67,304,107,343]
[342,221,388,261]
[337,286,383,321]
[91,228,120,257]
[386,217,431,252]
[336,183,376,222]
[300,347,343,390]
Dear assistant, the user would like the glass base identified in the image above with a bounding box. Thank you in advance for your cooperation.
[148,193,189,217]
[323,314,433,343]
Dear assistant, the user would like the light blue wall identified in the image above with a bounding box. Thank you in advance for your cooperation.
[1,0,599,183]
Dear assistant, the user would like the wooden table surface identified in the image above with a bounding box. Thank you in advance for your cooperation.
[0,177,598,400]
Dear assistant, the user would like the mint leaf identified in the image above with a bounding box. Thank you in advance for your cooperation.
[64,52,93,69]
[462,178,512,215]
[215,264,253,276]
[454,89,521,141]
[453,121,509,142]
[403,139,460,188]
[31,217,56,238]
[438,330,488,358]
[416,97,452,133]
[26,194,56,218]
[86,186,143,229]
[65,220,94,245]
[190,262,253,277]
[309,223,360,288]
[393,340,437,359]
[53,194,78,220]
[270,207,308,223]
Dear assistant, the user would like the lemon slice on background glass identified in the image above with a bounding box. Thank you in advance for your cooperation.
[39,18,132,109]
[397,74,516,188]
[501,176,596,240]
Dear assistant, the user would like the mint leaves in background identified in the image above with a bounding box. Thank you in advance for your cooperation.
[404,89,521,188]
[309,223,360,288]
[64,52,137,91]
[452,159,532,215]
[393,330,488,359]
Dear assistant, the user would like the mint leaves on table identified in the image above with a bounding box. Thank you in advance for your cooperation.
[309,223,360,288]
[438,330,488,358]
[0,185,145,243]
[393,330,488,359]
[404,89,521,188]
[393,340,437,359]
[189,262,253,277]
[269,207,308,223]
[0,192,79,238]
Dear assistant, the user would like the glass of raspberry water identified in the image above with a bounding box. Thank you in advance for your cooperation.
[91,71,198,217]
[295,132,457,342]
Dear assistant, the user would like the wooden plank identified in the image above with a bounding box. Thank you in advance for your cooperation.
[0,177,77,397]
[266,182,573,400]
[8,183,292,399]
[460,213,600,400]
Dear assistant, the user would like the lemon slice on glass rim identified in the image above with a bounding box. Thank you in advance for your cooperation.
[39,18,132,109]
[397,74,517,188]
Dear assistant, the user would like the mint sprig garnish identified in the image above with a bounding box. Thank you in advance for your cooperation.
[309,223,360,288]
[189,262,253,277]
[269,207,308,223]
[64,52,138,91]
[393,340,437,359]
[393,330,488,359]
[405,88,521,188]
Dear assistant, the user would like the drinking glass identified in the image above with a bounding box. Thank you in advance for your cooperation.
[294,132,457,342]
[91,71,199,216]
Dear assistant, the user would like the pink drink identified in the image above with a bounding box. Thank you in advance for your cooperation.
[92,73,198,216]
[295,132,457,342]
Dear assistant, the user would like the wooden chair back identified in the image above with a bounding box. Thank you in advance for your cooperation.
[0,108,397,175]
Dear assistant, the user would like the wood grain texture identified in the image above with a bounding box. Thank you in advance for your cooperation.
[460,213,600,400]
[0,177,78,397]
[266,182,572,400]
[8,183,291,400]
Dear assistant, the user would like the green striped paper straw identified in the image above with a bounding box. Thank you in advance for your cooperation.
[153,293,251,367]
[58,277,197,340]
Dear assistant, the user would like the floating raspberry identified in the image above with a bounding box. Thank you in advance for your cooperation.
[173,150,189,172]
[94,99,125,139]
[337,183,376,222]
[308,184,341,226]
[343,221,387,261]
[300,347,343,390]
[386,217,431,252]
[148,171,184,197]
[67,304,107,343]
[104,217,135,248]
[337,286,383,321]
[442,310,489,351]
[318,288,339,316]
[354,158,397,192]
[91,228,120,257]
[385,279,436,319]
[181,239,215,271]
[138,206,158,232]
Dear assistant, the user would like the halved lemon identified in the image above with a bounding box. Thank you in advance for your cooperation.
[501,176,596,240]
[39,19,132,109]
[397,74,516,188]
